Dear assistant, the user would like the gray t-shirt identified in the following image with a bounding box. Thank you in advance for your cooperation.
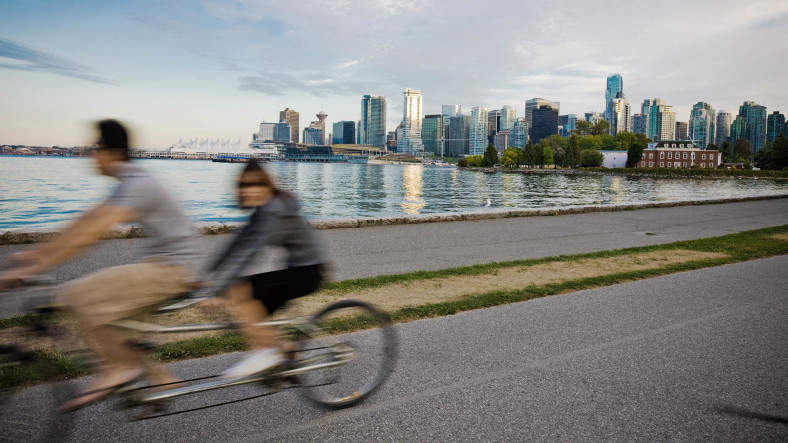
[106,162,200,275]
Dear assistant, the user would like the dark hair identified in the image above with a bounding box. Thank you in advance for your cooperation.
[96,119,129,161]
[240,160,294,198]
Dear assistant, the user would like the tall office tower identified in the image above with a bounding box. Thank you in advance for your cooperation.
[493,131,510,155]
[558,114,577,137]
[738,101,768,152]
[302,127,322,145]
[632,113,649,136]
[688,102,716,148]
[525,98,559,128]
[469,106,489,156]
[530,105,559,143]
[356,120,362,144]
[605,73,623,124]
[487,109,501,138]
[386,131,397,151]
[500,105,517,133]
[442,104,461,141]
[258,122,277,141]
[360,95,387,149]
[644,98,675,141]
[273,120,291,142]
[421,114,444,155]
[730,115,747,144]
[400,88,424,154]
[675,122,688,140]
[715,111,732,146]
[448,114,470,157]
[512,118,529,148]
[332,121,356,144]
[279,108,300,144]
[608,92,631,135]
[767,111,786,143]
[585,112,602,124]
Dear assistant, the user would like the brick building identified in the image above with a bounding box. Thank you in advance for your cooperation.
[638,140,719,169]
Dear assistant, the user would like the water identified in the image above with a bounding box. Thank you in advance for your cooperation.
[1,156,786,230]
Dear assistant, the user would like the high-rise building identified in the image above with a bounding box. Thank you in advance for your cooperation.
[421,114,444,155]
[487,109,501,138]
[675,121,688,140]
[279,108,300,144]
[314,111,328,145]
[442,105,461,142]
[525,98,559,128]
[500,105,517,133]
[644,98,675,141]
[470,106,489,156]
[632,113,649,136]
[447,114,470,157]
[273,120,291,142]
[715,111,732,146]
[738,101,767,152]
[730,115,747,145]
[493,131,509,155]
[360,95,387,149]
[530,105,559,143]
[559,114,577,137]
[302,127,322,145]
[400,88,423,154]
[609,92,631,135]
[585,112,602,124]
[258,122,277,141]
[688,102,716,148]
[767,111,786,144]
[512,118,529,148]
[332,121,356,144]
[605,73,623,123]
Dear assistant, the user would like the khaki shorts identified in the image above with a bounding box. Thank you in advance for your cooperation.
[60,261,191,328]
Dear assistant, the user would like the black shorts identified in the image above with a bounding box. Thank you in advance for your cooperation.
[248,265,325,314]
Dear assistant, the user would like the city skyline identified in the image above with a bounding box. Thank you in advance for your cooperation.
[1,0,787,148]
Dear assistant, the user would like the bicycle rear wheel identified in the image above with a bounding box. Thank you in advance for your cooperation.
[295,300,396,408]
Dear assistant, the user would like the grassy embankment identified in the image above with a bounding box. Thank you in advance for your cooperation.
[2,224,787,387]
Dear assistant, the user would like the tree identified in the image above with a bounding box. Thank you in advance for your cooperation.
[564,135,581,167]
[579,149,604,167]
[626,139,646,167]
[757,135,788,170]
[546,134,566,166]
[600,134,616,150]
[614,132,637,151]
[543,145,554,168]
[483,144,499,167]
[720,141,733,163]
[500,147,523,168]
[466,155,483,167]
[733,139,752,162]
[457,157,468,167]
[590,120,610,136]
[523,141,536,167]
[574,120,591,136]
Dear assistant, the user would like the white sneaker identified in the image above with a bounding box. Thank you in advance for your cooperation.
[222,348,284,380]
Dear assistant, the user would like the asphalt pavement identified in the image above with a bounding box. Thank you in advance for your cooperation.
[5,254,786,441]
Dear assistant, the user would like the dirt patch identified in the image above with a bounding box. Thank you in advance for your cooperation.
[770,233,788,242]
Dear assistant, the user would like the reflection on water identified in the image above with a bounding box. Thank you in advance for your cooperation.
[0,156,786,230]
[401,164,425,214]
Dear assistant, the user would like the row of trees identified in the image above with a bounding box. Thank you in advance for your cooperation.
[754,135,788,170]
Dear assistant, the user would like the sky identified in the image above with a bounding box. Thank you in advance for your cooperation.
[1,0,787,149]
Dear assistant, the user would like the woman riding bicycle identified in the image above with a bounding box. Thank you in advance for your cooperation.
[206,160,328,379]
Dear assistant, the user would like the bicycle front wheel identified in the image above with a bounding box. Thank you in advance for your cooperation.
[295,300,397,408]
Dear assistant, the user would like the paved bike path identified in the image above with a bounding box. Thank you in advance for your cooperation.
[12,254,786,441]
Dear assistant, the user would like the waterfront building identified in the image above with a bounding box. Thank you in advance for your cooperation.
[608,92,631,135]
[525,98,559,128]
[637,140,719,169]
[584,112,602,124]
[530,105,559,143]
[767,111,785,144]
[315,111,328,145]
[258,122,277,142]
[512,118,529,148]
[386,130,397,151]
[643,98,675,141]
[675,121,688,140]
[332,121,356,144]
[488,109,501,138]
[737,101,767,152]
[360,95,387,149]
[730,115,747,145]
[442,104,461,142]
[605,73,623,124]
[632,113,649,136]
[400,88,424,154]
[500,105,517,133]
[494,130,510,155]
[688,102,716,148]
[356,120,362,144]
[470,106,489,156]
[279,108,300,144]
[303,127,323,146]
[716,111,732,146]
[447,114,470,157]
[421,114,444,156]
[273,120,291,142]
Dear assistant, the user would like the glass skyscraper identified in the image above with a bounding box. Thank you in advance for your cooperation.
[688,102,716,148]
[360,95,387,149]
[400,88,424,154]
[512,118,528,148]
[447,115,470,157]
[644,98,675,141]
[766,111,785,144]
[421,114,444,155]
[530,105,559,143]
[605,73,623,126]
[500,105,517,133]
[609,92,631,135]
[470,106,489,156]
[332,121,356,144]
[738,101,767,152]
[715,111,732,146]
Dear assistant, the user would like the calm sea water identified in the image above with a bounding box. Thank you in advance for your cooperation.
[1,156,786,230]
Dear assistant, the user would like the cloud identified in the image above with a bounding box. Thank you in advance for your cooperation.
[0,38,115,84]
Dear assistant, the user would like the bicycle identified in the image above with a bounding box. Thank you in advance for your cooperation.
[0,278,397,441]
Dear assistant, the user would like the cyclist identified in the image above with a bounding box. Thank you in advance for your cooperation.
[0,120,200,411]
[204,160,328,379]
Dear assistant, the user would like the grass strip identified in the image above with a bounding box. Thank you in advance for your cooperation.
[2,225,786,387]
